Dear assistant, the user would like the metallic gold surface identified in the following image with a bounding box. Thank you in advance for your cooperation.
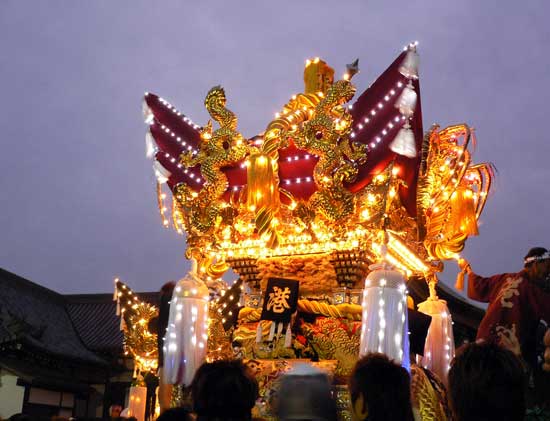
[178,86,250,234]
[294,79,368,223]
[417,124,493,261]
[152,60,492,287]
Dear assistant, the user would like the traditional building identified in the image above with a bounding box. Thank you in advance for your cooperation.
[0,268,158,420]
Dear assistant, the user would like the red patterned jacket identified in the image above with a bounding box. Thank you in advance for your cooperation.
[468,270,550,364]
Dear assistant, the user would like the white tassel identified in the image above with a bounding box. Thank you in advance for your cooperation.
[116,299,120,316]
[145,131,158,158]
[399,48,419,79]
[284,323,292,348]
[268,321,276,341]
[153,160,171,184]
[120,316,126,331]
[395,81,417,117]
[390,121,417,158]
[256,322,263,343]
[113,279,118,301]
[418,298,455,384]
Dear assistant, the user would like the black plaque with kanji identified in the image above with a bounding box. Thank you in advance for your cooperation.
[260,278,299,323]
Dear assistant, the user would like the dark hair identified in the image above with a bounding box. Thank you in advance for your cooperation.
[157,281,176,366]
[160,281,176,297]
[349,353,414,421]
[157,408,191,421]
[448,342,526,421]
[524,247,548,268]
[191,359,259,421]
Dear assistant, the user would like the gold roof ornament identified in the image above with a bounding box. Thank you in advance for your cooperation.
[143,45,493,289]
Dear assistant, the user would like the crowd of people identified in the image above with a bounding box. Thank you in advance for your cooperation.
[152,340,528,421]
[0,341,533,421]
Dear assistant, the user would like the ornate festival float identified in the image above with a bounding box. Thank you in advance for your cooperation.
[122,43,494,419]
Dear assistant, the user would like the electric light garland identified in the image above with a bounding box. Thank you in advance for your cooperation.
[139,47,494,395]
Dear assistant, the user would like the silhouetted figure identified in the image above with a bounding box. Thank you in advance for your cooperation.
[275,364,337,421]
[191,359,258,421]
[448,341,526,421]
[157,407,192,421]
[349,353,414,421]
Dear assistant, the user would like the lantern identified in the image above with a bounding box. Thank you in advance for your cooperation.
[163,263,209,385]
[359,262,410,369]
[127,385,147,421]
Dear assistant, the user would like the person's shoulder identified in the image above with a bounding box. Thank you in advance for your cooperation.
[500,272,525,282]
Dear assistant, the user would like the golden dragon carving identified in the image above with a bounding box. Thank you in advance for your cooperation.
[294,79,369,223]
[177,86,250,234]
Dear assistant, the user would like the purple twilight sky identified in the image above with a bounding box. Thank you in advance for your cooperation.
[1,1,549,294]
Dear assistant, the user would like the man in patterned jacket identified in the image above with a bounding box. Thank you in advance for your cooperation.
[459,247,550,366]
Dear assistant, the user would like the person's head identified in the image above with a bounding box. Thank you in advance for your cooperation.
[274,364,337,421]
[191,359,258,421]
[160,281,176,298]
[448,341,526,421]
[523,247,550,280]
[109,404,123,418]
[157,407,191,421]
[349,353,414,421]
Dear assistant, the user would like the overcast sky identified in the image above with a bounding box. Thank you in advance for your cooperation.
[1,1,549,294]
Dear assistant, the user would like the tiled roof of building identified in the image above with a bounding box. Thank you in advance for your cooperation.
[0,268,107,366]
[65,292,159,354]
